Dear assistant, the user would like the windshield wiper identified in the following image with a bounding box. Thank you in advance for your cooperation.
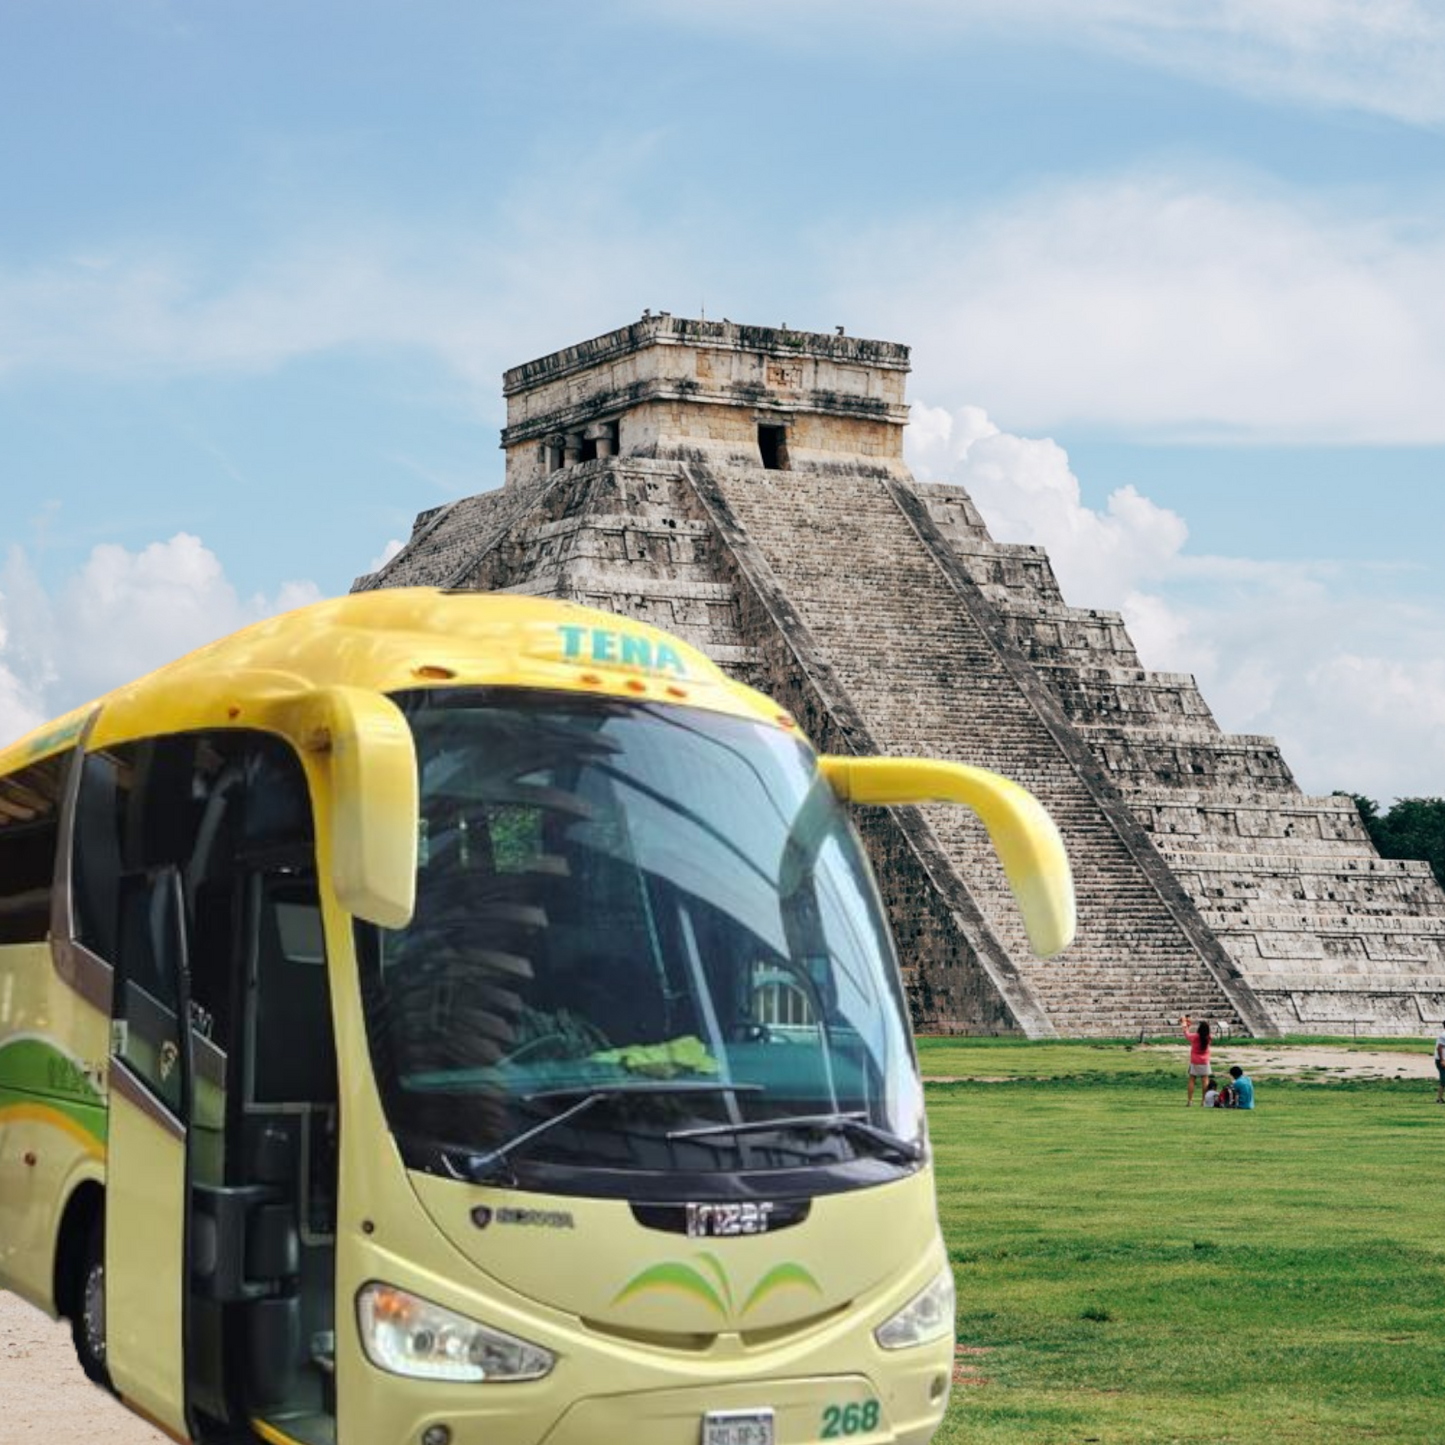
[448,1081,763,1184]
[525,1081,763,1102]
[667,1111,925,1165]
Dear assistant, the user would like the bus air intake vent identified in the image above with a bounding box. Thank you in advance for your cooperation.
[738,1301,853,1348]
[580,1320,718,1353]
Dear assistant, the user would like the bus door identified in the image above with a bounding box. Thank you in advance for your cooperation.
[233,864,339,1445]
[76,731,333,1443]
[183,737,336,1445]
[105,863,194,1438]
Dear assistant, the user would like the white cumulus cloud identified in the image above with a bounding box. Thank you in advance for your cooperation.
[0,600,47,746]
[839,173,1445,445]
[646,0,1445,126]
[0,535,320,749]
[7,171,1445,449]
[907,401,1189,605]
[368,538,406,573]
[0,138,720,409]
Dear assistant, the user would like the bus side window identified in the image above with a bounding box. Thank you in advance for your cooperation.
[73,749,128,964]
[74,732,323,1110]
[0,750,70,946]
[236,737,330,1104]
[240,739,314,859]
[249,878,334,1105]
[76,740,222,1108]
[115,872,188,1112]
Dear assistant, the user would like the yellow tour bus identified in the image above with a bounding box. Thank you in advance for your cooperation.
[0,588,1073,1445]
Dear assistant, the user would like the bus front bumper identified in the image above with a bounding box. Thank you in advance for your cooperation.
[538,1369,950,1445]
[361,1360,953,1445]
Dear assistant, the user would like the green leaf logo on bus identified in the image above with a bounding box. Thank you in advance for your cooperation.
[613,1252,822,1321]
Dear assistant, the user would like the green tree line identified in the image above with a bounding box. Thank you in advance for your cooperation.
[1340,794,1445,889]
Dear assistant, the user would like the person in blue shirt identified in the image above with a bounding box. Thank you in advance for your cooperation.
[1228,1065,1255,1109]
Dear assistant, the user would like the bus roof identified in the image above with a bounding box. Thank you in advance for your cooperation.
[0,589,802,772]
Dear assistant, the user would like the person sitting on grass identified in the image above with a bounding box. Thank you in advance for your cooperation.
[1203,1076,1221,1108]
[1181,1014,1212,1107]
[1228,1064,1255,1110]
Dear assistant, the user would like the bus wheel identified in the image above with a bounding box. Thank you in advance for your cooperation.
[71,1216,111,1388]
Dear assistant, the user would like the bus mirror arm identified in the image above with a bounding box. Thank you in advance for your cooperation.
[817,755,1076,959]
[274,687,419,930]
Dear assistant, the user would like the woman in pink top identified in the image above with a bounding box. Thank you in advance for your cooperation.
[1181,1014,1211,1106]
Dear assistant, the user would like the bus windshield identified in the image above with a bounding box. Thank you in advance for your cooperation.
[357,689,925,1195]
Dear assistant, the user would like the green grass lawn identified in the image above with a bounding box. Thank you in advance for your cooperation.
[921,1039,1445,1444]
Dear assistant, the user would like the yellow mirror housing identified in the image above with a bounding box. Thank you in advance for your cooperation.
[819,755,1075,958]
[273,686,419,929]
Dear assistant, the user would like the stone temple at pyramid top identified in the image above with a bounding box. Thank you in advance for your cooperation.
[500,313,913,489]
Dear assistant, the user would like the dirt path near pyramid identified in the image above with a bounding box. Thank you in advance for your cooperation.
[1148,1042,1435,1081]
[0,1290,166,1443]
[923,1043,1435,1084]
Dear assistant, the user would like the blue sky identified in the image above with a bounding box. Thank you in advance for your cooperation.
[2,0,1442,801]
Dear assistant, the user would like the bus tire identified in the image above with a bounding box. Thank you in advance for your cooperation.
[71,1215,111,1389]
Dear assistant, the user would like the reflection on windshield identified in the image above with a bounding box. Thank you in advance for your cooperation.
[357,690,924,1188]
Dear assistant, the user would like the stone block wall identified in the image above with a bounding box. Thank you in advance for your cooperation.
[501,316,910,489]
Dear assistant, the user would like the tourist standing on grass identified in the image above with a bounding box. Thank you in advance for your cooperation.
[1229,1065,1255,1109]
[1181,1014,1211,1106]
[1434,1025,1445,1104]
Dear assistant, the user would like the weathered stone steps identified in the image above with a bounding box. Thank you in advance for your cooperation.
[1155,837,1389,859]
[923,538,1068,608]
[1038,665,1219,729]
[703,464,1243,1034]
[1195,906,1445,939]
[994,604,1145,669]
[1170,857,1445,910]
[1086,740,1296,793]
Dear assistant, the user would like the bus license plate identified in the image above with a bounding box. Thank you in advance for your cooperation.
[703,1409,774,1445]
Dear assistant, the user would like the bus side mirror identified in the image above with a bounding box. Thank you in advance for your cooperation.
[818,755,1076,958]
[280,687,418,929]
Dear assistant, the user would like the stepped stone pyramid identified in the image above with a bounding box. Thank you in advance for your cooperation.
[354,315,1445,1038]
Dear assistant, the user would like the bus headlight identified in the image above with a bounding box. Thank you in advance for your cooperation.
[357,1283,556,1382]
[874,1265,956,1350]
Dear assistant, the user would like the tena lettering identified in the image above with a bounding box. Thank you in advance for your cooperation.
[555,625,688,677]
